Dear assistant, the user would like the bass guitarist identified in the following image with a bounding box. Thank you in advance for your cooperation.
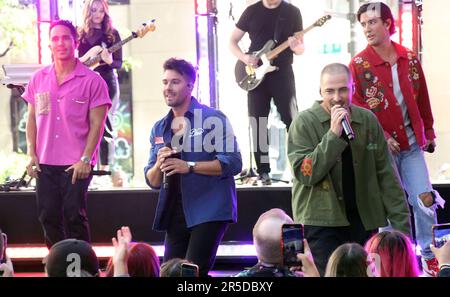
[229,0,304,185]
[78,0,122,178]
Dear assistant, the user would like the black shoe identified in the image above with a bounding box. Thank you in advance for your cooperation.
[257,173,272,186]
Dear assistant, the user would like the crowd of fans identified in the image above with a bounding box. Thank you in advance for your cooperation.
[1,210,449,277]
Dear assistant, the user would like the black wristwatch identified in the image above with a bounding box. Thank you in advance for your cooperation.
[187,161,196,173]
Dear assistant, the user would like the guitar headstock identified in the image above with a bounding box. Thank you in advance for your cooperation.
[314,15,331,27]
[135,19,156,38]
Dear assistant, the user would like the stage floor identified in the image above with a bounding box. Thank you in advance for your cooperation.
[1,183,449,275]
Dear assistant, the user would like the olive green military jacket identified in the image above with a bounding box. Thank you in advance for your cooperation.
[288,101,411,235]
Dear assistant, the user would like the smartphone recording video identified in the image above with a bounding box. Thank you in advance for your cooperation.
[181,262,199,277]
[432,223,450,248]
[281,224,304,267]
[0,231,7,277]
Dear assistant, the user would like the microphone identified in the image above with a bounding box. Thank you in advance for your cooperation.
[342,115,355,140]
[162,142,171,190]
[92,170,111,176]
[162,169,170,190]
[162,142,180,190]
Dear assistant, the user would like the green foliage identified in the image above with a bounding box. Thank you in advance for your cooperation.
[0,0,37,58]
[0,151,29,184]
[121,56,141,72]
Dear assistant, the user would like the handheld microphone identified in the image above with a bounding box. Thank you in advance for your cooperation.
[162,142,181,190]
[162,143,171,190]
[425,143,435,153]
[92,170,111,176]
[342,115,355,140]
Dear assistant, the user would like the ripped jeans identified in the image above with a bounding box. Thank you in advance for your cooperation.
[394,142,437,260]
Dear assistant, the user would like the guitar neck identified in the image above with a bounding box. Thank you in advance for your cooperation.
[85,33,136,67]
[108,33,136,54]
[266,24,316,61]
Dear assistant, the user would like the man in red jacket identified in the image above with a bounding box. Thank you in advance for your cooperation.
[349,2,445,277]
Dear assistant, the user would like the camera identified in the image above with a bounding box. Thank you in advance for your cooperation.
[181,262,199,277]
[432,223,450,248]
[281,224,304,267]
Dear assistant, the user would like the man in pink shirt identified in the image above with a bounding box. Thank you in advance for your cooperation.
[22,20,110,248]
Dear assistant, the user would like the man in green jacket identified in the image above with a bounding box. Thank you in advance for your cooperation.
[288,63,411,275]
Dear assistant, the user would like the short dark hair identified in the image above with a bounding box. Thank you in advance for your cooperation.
[320,63,353,83]
[49,20,78,41]
[163,58,197,84]
[357,2,396,36]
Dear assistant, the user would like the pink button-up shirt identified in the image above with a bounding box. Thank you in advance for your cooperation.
[22,60,111,166]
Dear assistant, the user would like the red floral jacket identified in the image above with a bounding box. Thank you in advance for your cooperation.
[349,42,435,150]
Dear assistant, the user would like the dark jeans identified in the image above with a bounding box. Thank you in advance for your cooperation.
[36,165,93,248]
[247,65,298,174]
[304,211,376,276]
[163,196,229,277]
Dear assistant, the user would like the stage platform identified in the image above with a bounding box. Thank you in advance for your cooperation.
[1,183,449,245]
[1,184,449,273]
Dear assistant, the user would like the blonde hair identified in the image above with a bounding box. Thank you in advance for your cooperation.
[78,0,115,44]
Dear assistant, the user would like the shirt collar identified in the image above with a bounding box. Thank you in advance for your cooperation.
[161,96,201,130]
[365,41,409,66]
[43,59,89,78]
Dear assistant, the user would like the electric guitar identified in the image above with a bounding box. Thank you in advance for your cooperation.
[234,15,331,91]
[79,19,156,69]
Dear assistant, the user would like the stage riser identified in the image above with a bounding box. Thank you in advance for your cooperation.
[0,186,449,245]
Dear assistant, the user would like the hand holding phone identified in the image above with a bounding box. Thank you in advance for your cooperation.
[281,224,304,267]
[432,223,450,248]
[181,262,199,277]
[0,231,7,264]
[0,231,7,276]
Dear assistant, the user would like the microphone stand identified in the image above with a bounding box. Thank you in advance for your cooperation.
[235,121,258,184]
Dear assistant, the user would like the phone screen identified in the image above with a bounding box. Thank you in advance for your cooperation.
[0,232,7,265]
[432,223,450,248]
[282,224,304,267]
[181,263,199,277]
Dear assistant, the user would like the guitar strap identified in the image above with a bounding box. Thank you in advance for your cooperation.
[273,1,289,45]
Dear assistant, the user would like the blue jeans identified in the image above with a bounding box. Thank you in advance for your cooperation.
[394,143,437,259]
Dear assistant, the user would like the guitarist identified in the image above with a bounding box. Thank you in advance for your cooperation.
[229,0,304,185]
[78,0,122,179]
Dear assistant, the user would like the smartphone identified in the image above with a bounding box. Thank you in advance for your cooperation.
[181,262,199,277]
[0,231,6,264]
[0,231,6,276]
[281,224,304,267]
[432,223,450,248]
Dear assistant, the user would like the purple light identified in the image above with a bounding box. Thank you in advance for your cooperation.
[7,243,257,259]
[195,15,211,106]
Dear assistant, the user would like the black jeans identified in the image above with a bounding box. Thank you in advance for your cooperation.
[304,211,376,276]
[36,165,92,248]
[163,196,229,277]
[247,65,298,174]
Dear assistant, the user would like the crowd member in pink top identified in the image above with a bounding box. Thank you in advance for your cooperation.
[22,20,111,248]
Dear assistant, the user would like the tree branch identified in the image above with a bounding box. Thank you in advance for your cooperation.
[0,40,14,58]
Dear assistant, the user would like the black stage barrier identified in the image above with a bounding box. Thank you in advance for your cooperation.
[0,185,449,245]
